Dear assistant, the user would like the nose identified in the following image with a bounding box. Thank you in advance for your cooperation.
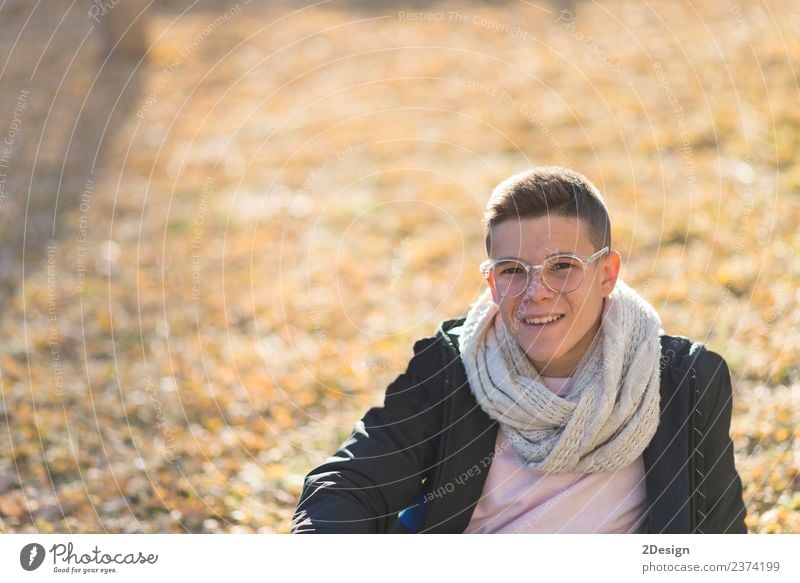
[521,268,554,300]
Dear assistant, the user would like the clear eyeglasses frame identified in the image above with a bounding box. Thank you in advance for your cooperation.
[479,246,610,297]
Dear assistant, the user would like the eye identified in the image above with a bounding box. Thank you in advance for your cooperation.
[548,258,580,271]
[500,266,524,275]
[496,262,526,276]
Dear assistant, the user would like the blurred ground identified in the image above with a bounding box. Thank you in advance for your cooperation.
[0,0,798,533]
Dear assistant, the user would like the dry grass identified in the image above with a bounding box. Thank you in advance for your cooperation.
[0,0,797,533]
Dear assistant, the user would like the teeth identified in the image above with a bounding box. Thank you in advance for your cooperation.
[524,314,563,325]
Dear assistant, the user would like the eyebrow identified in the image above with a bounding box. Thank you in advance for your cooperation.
[494,250,575,262]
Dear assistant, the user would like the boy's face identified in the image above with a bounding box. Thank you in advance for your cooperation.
[487,215,620,377]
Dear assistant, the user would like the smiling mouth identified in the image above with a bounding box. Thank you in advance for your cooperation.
[521,314,565,326]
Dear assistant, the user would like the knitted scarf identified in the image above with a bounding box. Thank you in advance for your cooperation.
[458,278,662,474]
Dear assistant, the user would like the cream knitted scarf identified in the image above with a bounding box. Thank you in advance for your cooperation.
[459,278,662,474]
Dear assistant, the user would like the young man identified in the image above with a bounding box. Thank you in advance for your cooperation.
[291,167,747,534]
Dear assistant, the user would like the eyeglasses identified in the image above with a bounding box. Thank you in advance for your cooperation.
[480,246,609,297]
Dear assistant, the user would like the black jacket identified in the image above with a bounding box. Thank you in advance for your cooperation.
[292,317,747,533]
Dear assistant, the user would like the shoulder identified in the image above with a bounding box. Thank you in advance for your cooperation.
[396,318,465,386]
[690,346,734,426]
[398,317,466,369]
[659,332,729,383]
[658,333,726,374]
[387,318,468,402]
[659,333,733,426]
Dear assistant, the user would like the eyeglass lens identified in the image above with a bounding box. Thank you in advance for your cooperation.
[490,257,585,296]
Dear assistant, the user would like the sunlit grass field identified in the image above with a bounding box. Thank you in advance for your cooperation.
[0,0,798,533]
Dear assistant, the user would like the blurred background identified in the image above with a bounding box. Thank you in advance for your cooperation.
[0,0,798,533]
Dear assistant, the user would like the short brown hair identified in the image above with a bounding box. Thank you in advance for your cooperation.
[484,167,612,255]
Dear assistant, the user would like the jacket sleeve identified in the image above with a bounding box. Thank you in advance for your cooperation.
[695,350,748,533]
[291,336,446,533]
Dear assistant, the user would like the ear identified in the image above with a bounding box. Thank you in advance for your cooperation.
[599,250,621,297]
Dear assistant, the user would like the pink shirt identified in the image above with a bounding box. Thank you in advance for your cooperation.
[464,376,648,534]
